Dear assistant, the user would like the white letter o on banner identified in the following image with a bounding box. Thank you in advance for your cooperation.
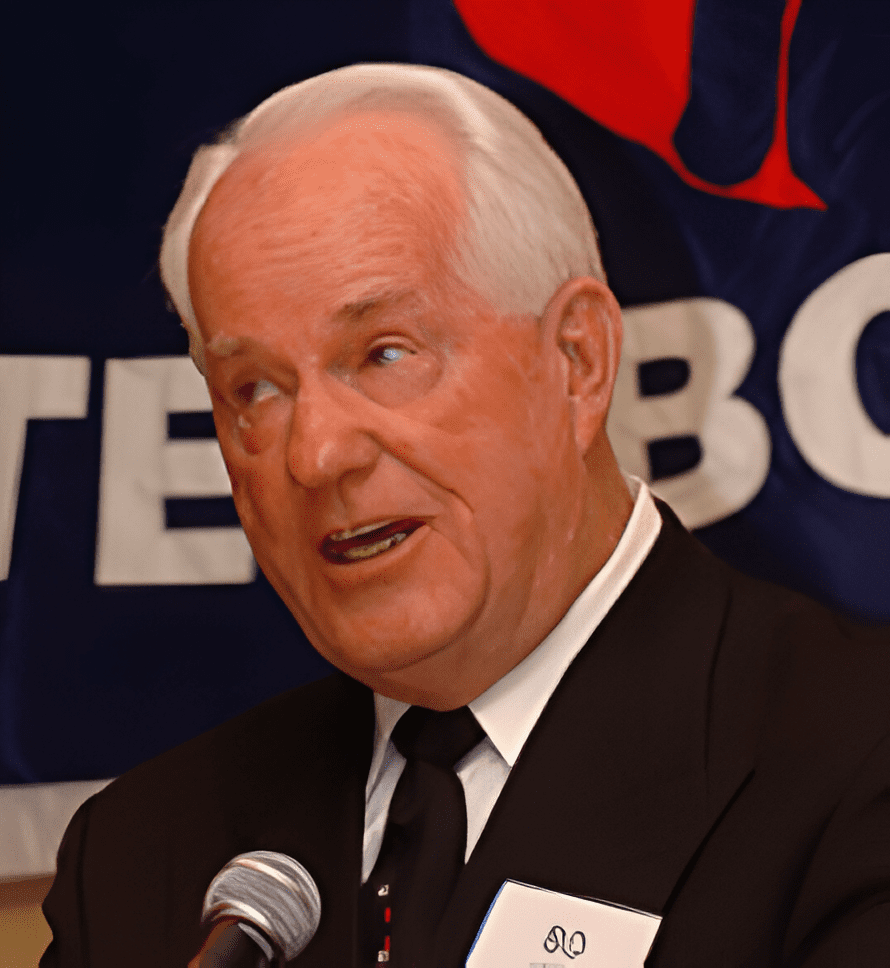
[779,253,890,497]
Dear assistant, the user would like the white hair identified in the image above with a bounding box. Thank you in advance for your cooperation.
[159,63,604,371]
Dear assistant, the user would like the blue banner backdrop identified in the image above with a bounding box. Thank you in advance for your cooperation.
[1,0,888,787]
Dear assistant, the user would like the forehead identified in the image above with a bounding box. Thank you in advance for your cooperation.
[189,109,463,316]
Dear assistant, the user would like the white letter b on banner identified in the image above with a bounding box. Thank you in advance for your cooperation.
[608,298,771,529]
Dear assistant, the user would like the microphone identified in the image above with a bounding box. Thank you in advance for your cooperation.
[197,851,322,966]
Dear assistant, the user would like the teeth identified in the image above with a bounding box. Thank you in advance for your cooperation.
[330,519,396,542]
[342,531,408,560]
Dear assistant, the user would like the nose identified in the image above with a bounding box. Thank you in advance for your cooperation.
[286,378,382,489]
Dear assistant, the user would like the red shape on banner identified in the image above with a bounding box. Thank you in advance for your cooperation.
[454,0,825,210]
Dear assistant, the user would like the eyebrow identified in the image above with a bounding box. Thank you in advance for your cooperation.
[337,287,415,322]
[204,288,421,361]
[206,334,245,358]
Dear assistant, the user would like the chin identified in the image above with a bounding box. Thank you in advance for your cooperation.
[265,545,488,690]
[305,606,479,693]
[316,624,454,677]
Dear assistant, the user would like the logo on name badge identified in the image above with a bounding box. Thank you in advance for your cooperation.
[544,925,586,958]
[466,879,661,968]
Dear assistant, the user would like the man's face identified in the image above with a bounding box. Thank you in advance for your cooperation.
[189,113,595,705]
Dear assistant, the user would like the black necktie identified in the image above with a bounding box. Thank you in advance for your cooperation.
[361,705,486,967]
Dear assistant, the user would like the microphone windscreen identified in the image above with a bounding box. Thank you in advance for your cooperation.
[202,851,322,961]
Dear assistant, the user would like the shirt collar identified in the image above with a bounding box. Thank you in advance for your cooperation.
[373,476,662,768]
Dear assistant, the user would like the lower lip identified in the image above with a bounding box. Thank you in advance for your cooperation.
[320,522,426,568]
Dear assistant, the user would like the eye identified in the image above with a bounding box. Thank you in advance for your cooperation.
[369,344,410,366]
[354,337,440,406]
[235,378,279,406]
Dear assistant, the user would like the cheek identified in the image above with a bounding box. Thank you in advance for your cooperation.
[212,387,292,454]
[236,401,292,456]
[216,430,284,538]
[357,353,443,409]
[237,421,267,456]
[452,403,570,556]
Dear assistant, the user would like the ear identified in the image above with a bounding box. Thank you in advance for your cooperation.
[542,276,623,452]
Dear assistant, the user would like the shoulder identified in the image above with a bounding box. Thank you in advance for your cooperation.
[90,670,372,821]
[60,671,372,899]
[650,501,890,779]
[712,538,889,757]
[633,507,890,962]
[41,672,372,967]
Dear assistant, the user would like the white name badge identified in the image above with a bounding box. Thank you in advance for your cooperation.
[466,880,662,968]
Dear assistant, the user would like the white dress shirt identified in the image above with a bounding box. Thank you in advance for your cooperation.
[362,476,662,882]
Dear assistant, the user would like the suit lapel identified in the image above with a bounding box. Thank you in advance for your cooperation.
[434,510,754,967]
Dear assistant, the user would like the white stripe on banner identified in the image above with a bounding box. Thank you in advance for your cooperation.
[0,779,113,880]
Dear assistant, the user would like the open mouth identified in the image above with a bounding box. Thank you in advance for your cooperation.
[320,519,424,564]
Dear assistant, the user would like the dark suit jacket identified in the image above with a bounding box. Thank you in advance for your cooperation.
[40,508,890,967]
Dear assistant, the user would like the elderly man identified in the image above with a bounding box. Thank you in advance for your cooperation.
[41,65,888,968]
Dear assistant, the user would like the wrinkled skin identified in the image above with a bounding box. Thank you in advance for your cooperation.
[189,110,632,708]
